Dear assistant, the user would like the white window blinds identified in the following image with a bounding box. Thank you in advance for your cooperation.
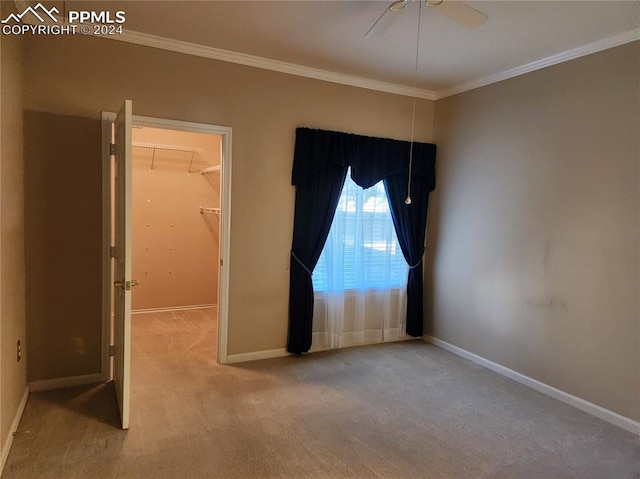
[313,169,408,292]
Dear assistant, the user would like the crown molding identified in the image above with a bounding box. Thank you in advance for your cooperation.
[435,29,640,100]
[109,29,437,100]
[14,0,636,104]
[10,1,436,99]
[103,26,640,102]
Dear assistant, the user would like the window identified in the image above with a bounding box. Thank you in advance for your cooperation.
[313,169,408,291]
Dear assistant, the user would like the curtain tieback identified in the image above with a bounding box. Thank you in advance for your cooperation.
[291,251,313,275]
[408,246,426,270]
[408,258,422,270]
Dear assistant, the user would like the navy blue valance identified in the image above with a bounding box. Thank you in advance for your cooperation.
[291,127,436,190]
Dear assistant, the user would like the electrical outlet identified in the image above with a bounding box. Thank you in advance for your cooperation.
[17,340,21,362]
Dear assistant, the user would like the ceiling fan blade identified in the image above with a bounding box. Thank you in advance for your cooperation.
[428,1,487,28]
[365,1,407,38]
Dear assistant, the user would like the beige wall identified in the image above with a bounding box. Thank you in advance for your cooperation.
[131,127,221,310]
[429,42,639,421]
[23,33,434,374]
[13,7,638,425]
[0,29,27,452]
[24,111,103,381]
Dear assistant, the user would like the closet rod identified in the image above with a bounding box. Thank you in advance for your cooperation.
[132,141,205,171]
[132,141,204,153]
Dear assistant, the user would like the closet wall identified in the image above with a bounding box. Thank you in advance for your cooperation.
[131,127,221,310]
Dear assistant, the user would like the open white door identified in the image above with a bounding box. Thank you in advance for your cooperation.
[112,100,133,429]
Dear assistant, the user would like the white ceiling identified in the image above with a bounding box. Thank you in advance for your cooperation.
[65,1,639,95]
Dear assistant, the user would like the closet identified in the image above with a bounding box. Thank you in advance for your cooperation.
[129,126,222,356]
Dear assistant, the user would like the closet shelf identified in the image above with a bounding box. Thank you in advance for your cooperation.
[200,165,221,174]
[132,141,204,153]
[132,141,205,172]
[199,207,220,215]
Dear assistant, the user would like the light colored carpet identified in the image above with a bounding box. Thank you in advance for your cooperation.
[3,308,638,478]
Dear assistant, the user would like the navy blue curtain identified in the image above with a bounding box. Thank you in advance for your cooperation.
[288,166,348,354]
[384,171,432,337]
[288,128,436,354]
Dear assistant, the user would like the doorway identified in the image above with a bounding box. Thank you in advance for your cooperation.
[101,109,232,428]
[130,127,221,309]
[130,125,221,347]
[129,126,222,421]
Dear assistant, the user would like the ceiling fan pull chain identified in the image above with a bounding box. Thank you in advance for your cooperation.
[405,0,423,205]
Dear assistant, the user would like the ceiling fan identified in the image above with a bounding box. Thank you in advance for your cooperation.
[365,0,488,37]
[365,0,487,204]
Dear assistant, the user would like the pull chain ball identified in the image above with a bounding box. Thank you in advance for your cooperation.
[403,0,421,210]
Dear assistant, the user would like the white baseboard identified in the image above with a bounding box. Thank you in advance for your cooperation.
[132,304,217,314]
[225,348,291,364]
[424,335,640,435]
[310,334,417,353]
[1,386,29,474]
[28,373,103,393]
[225,337,420,364]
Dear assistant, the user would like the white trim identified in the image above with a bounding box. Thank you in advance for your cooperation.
[0,387,28,475]
[10,2,639,102]
[28,373,103,393]
[226,337,419,363]
[435,29,640,100]
[101,113,232,366]
[309,334,418,353]
[108,30,436,101]
[100,112,114,382]
[132,304,216,314]
[217,128,232,365]
[92,23,636,103]
[131,115,231,136]
[226,348,291,364]
[424,336,640,435]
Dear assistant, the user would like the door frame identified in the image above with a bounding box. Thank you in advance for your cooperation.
[100,112,232,380]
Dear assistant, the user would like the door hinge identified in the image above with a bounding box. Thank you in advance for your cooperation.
[220,259,223,266]
[109,344,115,357]
[109,143,116,156]
[114,279,140,291]
[110,246,117,258]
